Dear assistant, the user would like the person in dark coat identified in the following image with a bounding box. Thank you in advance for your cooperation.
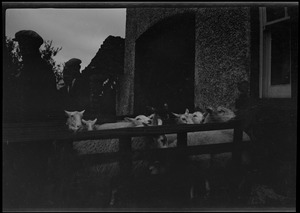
[235,80,251,111]
[3,30,60,207]
[59,58,88,111]
[12,30,60,121]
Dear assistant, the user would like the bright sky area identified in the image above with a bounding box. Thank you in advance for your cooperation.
[5,8,126,72]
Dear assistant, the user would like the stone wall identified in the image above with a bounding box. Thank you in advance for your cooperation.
[194,7,251,109]
[117,7,251,115]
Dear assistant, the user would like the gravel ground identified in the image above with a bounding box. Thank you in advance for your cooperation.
[3,158,296,211]
[52,167,295,211]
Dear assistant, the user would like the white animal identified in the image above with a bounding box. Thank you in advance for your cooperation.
[81,118,98,131]
[203,106,236,124]
[162,106,251,200]
[171,107,249,146]
[68,113,165,206]
[78,114,165,155]
[163,109,205,148]
[172,108,205,125]
[65,110,85,132]
[81,118,136,131]
[148,113,163,126]
[172,109,194,124]
[95,114,154,130]
[190,111,205,124]
[81,114,162,131]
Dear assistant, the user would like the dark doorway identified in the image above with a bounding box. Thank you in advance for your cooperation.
[134,13,195,114]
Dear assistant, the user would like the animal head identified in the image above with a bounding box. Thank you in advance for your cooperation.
[65,110,85,132]
[82,118,98,131]
[124,115,151,126]
[190,111,204,124]
[148,113,163,126]
[153,135,168,149]
[203,106,236,124]
[172,109,194,124]
[124,114,163,127]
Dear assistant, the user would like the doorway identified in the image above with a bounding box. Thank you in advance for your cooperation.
[134,13,195,114]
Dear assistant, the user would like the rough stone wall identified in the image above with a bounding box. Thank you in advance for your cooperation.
[117,7,251,115]
[195,7,251,109]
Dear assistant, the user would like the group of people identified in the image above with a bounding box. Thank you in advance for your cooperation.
[3,30,90,207]
[4,29,88,123]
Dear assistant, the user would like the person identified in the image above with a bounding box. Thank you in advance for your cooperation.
[235,80,251,111]
[12,30,60,121]
[59,58,89,111]
[4,30,60,207]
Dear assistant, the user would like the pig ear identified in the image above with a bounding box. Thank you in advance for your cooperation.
[82,119,87,124]
[148,114,154,119]
[65,110,72,116]
[217,106,226,113]
[185,109,190,114]
[158,119,163,125]
[151,118,158,126]
[217,109,225,113]
[172,112,180,118]
[92,118,98,123]
[205,107,213,114]
[79,110,85,115]
[124,117,134,122]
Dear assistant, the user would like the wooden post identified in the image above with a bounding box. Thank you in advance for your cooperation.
[119,136,132,178]
[54,139,74,207]
[176,132,189,198]
[232,120,244,202]
[233,120,243,167]
[177,132,188,148]
[177,132,188,164]
[118,136,132,203]
[177,132,188,161]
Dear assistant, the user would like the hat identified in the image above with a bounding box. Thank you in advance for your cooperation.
[64,58,82,77]
[65,58,82,68]
[13,30,44,47]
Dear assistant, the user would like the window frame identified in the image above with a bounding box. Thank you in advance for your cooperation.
[259,7,292,98]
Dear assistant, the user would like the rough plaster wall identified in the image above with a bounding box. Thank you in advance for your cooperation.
[116,9,136,116]
[117,7,250,115]
[195,7,251,109]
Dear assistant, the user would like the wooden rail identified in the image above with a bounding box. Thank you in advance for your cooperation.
[3,119,248,166]
[3,120,243,142]
[3,119,250,205]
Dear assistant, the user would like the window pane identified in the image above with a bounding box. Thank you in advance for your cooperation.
[266,7,286,22]
[269,21,291,85]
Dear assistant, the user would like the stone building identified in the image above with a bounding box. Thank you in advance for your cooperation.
[116,6,298,116]
[115,6,298,198]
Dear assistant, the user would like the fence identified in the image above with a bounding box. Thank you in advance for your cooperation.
[3,119,251,205]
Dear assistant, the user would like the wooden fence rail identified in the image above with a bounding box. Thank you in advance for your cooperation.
[3,119,249,170]
[3,119,250,205]
[3,120,243,142]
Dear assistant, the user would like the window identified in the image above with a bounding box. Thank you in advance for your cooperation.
[259,7,292,98]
